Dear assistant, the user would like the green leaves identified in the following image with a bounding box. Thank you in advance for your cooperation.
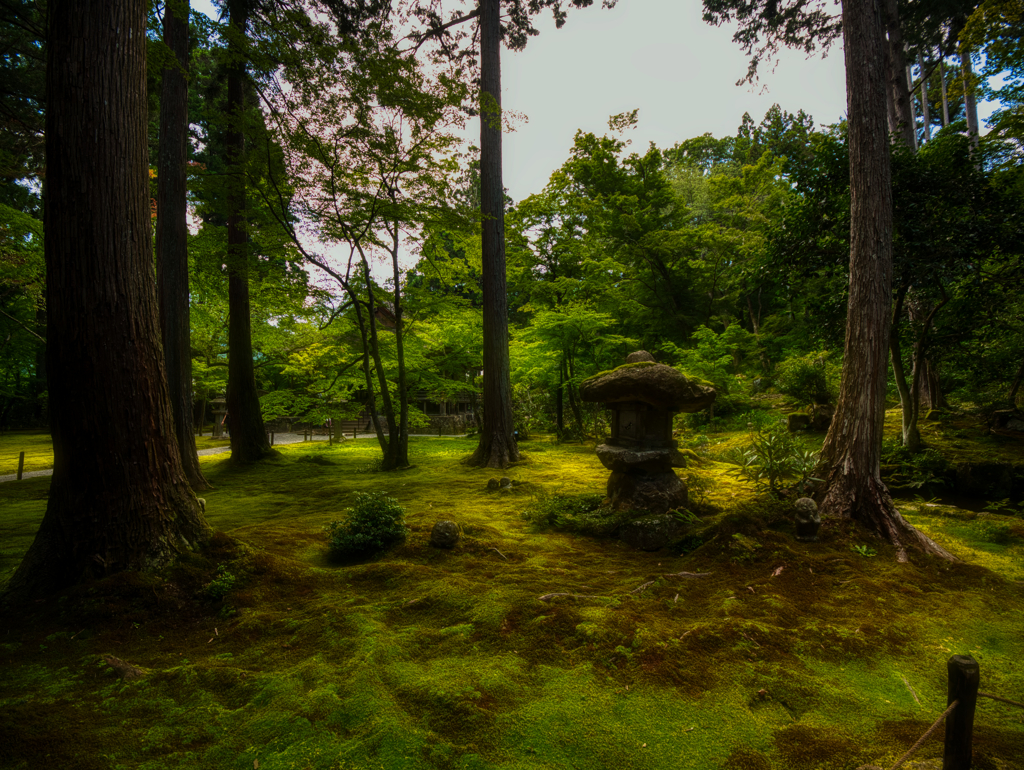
[722,423,821,496]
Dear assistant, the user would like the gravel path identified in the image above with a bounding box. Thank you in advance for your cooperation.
[0,431,466,483]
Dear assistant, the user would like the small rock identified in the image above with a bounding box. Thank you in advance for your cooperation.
[809,403,834,431]
[197,497,206,514]
[787,413,811,432]
[486,478,500,491]
[625,350,656,363]
[499,477,512,489]
[429,520,460,549]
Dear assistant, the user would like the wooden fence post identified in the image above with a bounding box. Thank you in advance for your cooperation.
[17,451,25,480]
[944,654,979,770]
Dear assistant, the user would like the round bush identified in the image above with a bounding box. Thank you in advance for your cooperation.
[774,353,838,405]
[326,492,407,561]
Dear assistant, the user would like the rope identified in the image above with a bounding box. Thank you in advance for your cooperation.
[888,699,958,770]
[979,691,1024,709]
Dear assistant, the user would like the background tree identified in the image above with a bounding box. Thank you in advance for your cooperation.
[703,0,951,559]
[157,0,209,489]
[6,0,208,599]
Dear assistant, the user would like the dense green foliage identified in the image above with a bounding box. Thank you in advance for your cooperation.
[325,490,408,560]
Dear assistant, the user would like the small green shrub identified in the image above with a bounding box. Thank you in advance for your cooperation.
[204,565,238,600]
[522,493,629,537]
[774,352,838,406]
[721,424,821,496]
[326,492,407,560]
[880,442,950,489]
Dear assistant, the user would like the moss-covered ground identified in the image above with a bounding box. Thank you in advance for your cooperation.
[1,417,1023,770]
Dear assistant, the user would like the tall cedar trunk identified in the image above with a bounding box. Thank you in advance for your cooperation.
[819,0,952,562]
[883,0,916,148]
[960,49,980,153]
[225,0,272,462]
[6,0,209,599]
[468,0,519,469]
[158,0,209,490]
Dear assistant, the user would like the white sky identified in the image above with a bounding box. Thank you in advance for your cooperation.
[499,0,849,201]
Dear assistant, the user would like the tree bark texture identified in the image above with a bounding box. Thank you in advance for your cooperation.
[158,0,209,490]
[819,0,951,562]
[883,0,916,149]
[6,0,209,599]
[225,0,273,463]
[468,0,519,469]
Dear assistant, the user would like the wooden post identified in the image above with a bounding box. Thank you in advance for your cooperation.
[353,424,356,439]
[270,431,275,446]
[17,451,25,480]
[944,654,979,770]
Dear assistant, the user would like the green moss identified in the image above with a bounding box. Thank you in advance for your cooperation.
[0,431,53,475]
[581,361,659,385]
[2,431,1024,769]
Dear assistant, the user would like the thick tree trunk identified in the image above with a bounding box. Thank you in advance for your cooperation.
[5,0,209,600]
[225,0,272,463]
[468,0,519,469]
[158,0,209,490]
[883,0,916,148]
[820,0,952,562]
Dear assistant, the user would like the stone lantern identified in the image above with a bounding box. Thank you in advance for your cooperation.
[211,397,227,438]
[580,351,715,514]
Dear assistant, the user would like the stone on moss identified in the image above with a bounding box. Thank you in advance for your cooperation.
[617,513,687,551]
[429,520,460,548]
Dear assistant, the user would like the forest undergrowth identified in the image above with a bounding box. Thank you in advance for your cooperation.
[1,416,1023,770]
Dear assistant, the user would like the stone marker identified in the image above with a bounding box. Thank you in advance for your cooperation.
[429,521,460,548]
[793,497,821,542]
[580,353,715,517]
